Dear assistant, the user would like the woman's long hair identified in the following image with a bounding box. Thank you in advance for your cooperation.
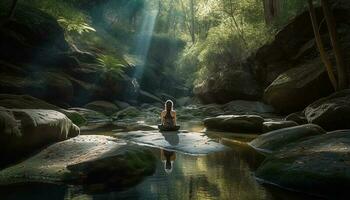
[164,100,174,112]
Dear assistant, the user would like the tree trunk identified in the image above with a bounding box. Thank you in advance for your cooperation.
[8,0,19,19]
[189,0,196,43]
[308,0,338,90]
[263,0,281,24]
[321,0,348,89]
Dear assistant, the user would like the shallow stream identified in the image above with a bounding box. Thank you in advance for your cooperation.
[0,122,322,200]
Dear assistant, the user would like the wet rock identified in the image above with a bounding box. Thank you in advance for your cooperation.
[84,101,119,116]
[264,58,333,113]
[249,124,325,154]
[285,111,308,125]
[112,107,141,119]
[0,94,85,126]
[256,130,350,198]
[0,109,79,164]
[262,121,298,133]
[115,131,228,155]
[0,135,156,188]
[204,115,265,133]
[304,89,350,131]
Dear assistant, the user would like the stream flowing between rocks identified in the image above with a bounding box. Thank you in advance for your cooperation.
[0,120,323,200]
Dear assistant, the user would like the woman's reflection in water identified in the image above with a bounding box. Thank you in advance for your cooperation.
[161,149,176,174]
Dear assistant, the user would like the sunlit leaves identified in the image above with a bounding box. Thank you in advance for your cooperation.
[97,54,128,77]
[58,17,96,34]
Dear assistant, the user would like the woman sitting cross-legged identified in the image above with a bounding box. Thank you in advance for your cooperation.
[158,100,180,131]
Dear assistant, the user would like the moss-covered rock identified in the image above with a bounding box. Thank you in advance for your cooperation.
[256,130,350,198]
[0,135,156,189]
[249,124,325,154]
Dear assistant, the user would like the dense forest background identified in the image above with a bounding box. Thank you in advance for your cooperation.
[1,0,307,95]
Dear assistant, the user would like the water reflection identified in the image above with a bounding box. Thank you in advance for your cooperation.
[161,149,176,174]
[161,131,180,146]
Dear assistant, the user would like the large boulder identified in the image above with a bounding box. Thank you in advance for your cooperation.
[0,94,86,126]
[264,58,333,113]
[204,115,265,133]
[84,101,119,116]
[262,121,298,133]
[256,130,350,198]
[304,89,350,131]
[0,109,79,165]
[0,135,156,189]
[249,124,325,154]
[194,69,262,104]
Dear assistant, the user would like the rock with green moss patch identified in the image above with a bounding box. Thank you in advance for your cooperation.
[249,124,325,154]
[256,130,350,198]
[0,135,156,189]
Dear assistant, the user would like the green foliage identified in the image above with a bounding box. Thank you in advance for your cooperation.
[97,54,128,77]
[22,0,94,35]
[176,0,273,86]
[57,17,95,34]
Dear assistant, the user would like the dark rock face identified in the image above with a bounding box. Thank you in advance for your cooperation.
[194,69,262,104]
[0,108,79,165]
[0,4,69,64]
[249,124,325,154]
[304,89,350,131]
[0,135,156,189]
[256,130,350,198]
[0,4,138,106]
[204,115,265,133]
[263,58,333,113]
